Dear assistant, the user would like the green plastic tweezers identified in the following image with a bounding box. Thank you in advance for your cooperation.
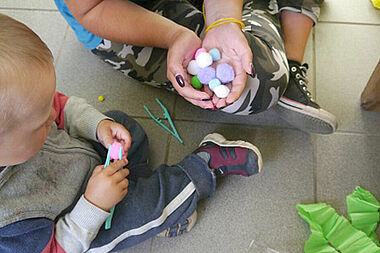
[144,98,183,144]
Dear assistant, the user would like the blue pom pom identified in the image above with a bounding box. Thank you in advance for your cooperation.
[208,78,221,91]
[209,48,221,61]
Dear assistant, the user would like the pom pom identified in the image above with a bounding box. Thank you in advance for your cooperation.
[191,75,203,89]
[209,48,221,61]
[216,63,235,83]
[194,48,207,58]
[213,85,230,98]
[109,142,123,160]
[187,60,200,76]
[208,78,221,91]
[198,66,216,84]
[196,52,213,68]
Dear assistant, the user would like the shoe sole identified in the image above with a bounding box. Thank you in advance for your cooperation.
[199,133,263,173]
[275,97,338,134]
[156,210,197,237]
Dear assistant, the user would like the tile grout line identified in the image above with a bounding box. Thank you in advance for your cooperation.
[312,28,317,99]
[333,130,380,137]
[163,97,179,164]
[319,20,380,26]
[54,25,69,68]
[311,27,318,203]
[131,115,380,136]
[0,7,59,12]
[312,135,318,203]
[149,237,154,253]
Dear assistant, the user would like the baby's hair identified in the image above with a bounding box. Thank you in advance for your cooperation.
[0,14,53,136]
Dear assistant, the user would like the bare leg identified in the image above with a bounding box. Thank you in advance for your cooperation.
[274,9,337,134]
[280,10,313,63]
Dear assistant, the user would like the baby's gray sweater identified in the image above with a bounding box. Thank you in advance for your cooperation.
[0,96,111,252]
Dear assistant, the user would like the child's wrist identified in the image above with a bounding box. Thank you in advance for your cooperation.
[167,27,195,49]
[84,193,110,212]
[205,20,243,35]
[203,3,242,26]
[96,119,113,141]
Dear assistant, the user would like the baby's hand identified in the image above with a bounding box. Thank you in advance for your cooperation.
[97,120,131,158]
[84,158,129,211]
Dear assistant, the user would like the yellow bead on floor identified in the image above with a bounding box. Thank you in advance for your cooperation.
[372,0,380,9]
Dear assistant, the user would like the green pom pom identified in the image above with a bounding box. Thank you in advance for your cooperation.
[191,75,203,89]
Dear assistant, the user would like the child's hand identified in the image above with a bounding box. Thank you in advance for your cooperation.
[97,120,131,158]
[84,158,129,211]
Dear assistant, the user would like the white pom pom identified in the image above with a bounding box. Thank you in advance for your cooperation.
[187,60,200,75]
[213,85,230,98]
[195,52,213,68]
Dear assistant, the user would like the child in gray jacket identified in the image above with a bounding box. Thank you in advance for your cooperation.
[0,14,263,253]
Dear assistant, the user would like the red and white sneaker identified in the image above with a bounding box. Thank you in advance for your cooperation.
[193,133,263,177]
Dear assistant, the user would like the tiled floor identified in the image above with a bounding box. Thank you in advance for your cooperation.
[1,1,380,252]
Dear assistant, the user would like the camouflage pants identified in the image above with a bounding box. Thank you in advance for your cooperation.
[92,0,322,115]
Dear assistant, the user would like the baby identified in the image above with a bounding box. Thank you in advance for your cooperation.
[0,14,263,253]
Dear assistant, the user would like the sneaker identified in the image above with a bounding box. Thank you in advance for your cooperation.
[274,60,337,134]
[156,210,198,237]
[193,133,263,177]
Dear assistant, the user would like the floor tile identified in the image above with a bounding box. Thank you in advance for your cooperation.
[135,118,169,169]
[55,29,176,118]
[0,0,57,10]
[115,239,151,253]
[316,133,380,216]
[315,23,380,134]
[0,9,67,59]
[320,0,380,25]
[151,121,314,253]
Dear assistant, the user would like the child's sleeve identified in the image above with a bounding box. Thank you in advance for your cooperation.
[0,195,109,253]
[53,92,111,141]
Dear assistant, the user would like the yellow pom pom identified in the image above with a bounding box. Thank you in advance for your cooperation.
[98,96,104,102]
[372,0,380,9]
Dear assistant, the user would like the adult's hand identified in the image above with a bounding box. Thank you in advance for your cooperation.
[167,29,214,109]
[202,23,253,108]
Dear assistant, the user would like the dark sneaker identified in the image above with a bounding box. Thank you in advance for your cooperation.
[156,210,197,237]
[274,60,337,134]
[193,133,263,177]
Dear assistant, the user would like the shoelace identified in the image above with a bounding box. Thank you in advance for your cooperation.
[291,63,314,102]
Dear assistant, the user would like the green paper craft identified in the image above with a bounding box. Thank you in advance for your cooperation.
[347,186,380,245]
[297,187,380,253]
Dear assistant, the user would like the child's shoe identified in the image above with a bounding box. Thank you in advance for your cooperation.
[193,133,263,177]
[274,60,338,134]
[156,210,198,237]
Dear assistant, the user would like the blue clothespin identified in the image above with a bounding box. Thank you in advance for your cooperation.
[144,98,183,144]
[104,145,123,230]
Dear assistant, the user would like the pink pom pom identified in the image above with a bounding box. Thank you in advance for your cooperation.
[110,142,123,160]
[194,48,207,59]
